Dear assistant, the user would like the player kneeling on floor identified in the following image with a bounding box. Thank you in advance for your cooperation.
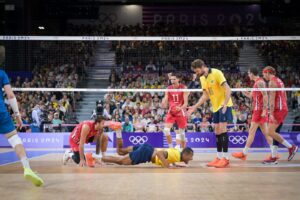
[62,116,122,167]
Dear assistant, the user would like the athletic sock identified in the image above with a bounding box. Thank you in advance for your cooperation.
[21,157,31,169]
[243,147,249,155]
[271,145,278,158]
[282,140,292,148]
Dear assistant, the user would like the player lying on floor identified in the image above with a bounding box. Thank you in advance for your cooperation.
[99,136,194,168]
[62,116,122,167]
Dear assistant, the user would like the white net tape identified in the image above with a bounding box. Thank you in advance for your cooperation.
[10,87,300,92]
[1,36,300,41]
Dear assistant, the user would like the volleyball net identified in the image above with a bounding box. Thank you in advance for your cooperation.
[1,35,300,135]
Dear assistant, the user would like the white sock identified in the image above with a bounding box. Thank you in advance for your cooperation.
[223,152,229,160]
[243,147,249,155]
[116,130,122,139]
[92,153,102,159]
[68,151,74,157]
[271,145,278,158]
[282,140,292,148]
[101,152,106,157]
[168,143,173,148]
[21,157,31,169]
[175,144,180,149]
[217,152,222,159]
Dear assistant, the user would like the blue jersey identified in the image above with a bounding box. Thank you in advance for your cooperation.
[0,70,10,113]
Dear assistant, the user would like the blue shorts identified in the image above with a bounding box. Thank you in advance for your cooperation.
[129,143,154,165]
[213,107,233,124]
[0,111,15,134]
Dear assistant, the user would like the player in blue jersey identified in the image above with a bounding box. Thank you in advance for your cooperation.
[0,69,43,186]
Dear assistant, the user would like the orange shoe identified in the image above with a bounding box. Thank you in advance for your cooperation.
[206,158,221,167]
[85,153,95,168]
[232,152,247,161]
[215,158,230,168]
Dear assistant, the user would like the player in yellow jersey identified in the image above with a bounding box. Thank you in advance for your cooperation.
[188,59,233,168]
[100,137,193,168]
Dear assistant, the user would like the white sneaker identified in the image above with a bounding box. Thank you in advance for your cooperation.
[62,150,72,165]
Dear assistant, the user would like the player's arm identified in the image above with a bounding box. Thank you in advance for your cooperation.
[257,81,268,111]
[155,150,170,168]
[221,82,232,108]
[268,80,277,113]
[79,124,90,165]
[194,89,210,109]
[95,128,103,155]
[4,84,22,129]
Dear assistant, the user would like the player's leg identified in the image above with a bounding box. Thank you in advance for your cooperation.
[214,107,232,168]
[232,122,259,160]
[101,155,132,165]
[4,130,44,186]
[164,114,175,148]
[175,115,187,149]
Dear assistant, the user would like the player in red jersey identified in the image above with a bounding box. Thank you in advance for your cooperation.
[232,67,273,160]
[263,66,298,164]
[162,73,189,149]
[62,116,122,167]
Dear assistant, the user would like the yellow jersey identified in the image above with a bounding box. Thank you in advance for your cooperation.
[154,148,181,166]
[200,68,233,112]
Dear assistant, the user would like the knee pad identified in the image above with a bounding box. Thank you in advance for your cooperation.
[178,128,186,142]
[163,128,171,136]
[8,134,22,148]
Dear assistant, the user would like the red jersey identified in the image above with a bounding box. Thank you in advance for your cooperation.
[167,84,186,113]
[252,78,265,111]
[270,76,288,111]
[70,121,99,145]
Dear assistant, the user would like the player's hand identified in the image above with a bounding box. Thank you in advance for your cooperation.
[222,105,227,114]
[261,110,266,118]
[79,160,86,167]
[168,73,172,79]
[187,106,196,116]
[175,106,182,111]
[15,115,23,130]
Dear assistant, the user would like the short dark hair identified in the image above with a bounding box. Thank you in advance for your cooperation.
[94,116,106,123]
[181,147,194,155]
[191,59,205,69]
[249,67,259,76]
[170,72,182,79]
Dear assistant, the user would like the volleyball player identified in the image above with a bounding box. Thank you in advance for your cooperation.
[188,59,233,168]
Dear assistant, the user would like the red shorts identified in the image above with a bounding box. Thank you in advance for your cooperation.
[165,110,187,129]
[69,137,79,152]
[269,110,288,124]
[251,110,268,124]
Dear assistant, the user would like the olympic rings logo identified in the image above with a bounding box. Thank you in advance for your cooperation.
[129,136,148,145]
[229,135,247,144]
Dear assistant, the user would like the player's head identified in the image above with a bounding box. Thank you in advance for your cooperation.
[170,72,181,86]
[248,67,259,81]
[94,116,106,130]
[191,59,206,76]
[181,147,194,164]
[262,66,276,81]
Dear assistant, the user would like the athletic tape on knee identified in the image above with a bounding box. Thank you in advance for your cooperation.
[176,133,182,141]
[8,134,22,148]
[179,128,186,142]
[163,128,171,136]
[116,129,122,138]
